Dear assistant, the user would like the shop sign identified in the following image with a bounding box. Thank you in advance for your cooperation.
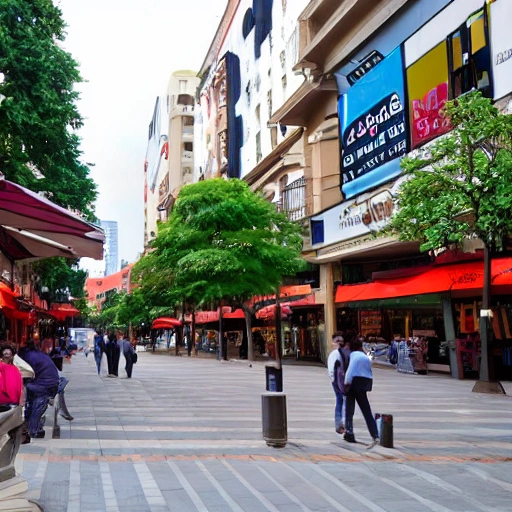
[490,0,512,100]
[339,47,408,199]
[310,179,404,248]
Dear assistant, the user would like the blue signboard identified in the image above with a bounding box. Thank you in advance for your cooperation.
[339,47,408,199]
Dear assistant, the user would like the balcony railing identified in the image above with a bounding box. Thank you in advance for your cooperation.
[277,176,309,221]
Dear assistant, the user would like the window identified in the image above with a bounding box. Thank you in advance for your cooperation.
[281,176,307,221]
[183,142,193,152]
[311,219,324,245]
[183,117,194,126]
[256,131,262,162]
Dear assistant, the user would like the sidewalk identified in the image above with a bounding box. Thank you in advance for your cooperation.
[17,351,512,511]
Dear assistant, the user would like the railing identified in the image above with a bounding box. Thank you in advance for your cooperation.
[279,176,308,221]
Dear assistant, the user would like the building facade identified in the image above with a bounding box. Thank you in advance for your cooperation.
[144,71,200,245]
[85,264,134,312]
[100,220,119,276]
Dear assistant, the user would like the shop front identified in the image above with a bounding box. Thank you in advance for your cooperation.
[335,254,512,379]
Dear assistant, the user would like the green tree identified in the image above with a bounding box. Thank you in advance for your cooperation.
[388,91,512,393]
[0,0,97,219]
[134,178,305,360]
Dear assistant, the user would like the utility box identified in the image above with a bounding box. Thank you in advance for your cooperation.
[261,393,287,448]
[265,365,283,392]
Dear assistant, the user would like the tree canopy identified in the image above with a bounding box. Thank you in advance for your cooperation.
[388,91,512,253]
[0,0,97,220]
[133,178,305,310]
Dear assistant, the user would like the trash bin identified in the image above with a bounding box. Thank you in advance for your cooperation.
[265,365,283,392]
[261,392,287,448]
[375,413,393,448]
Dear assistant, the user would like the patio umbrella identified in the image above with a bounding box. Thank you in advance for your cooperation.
[0,176,104,260]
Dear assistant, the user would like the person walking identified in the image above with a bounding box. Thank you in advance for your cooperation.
[93,331,104,375]
[18,341,59,439]
[327,332,350,434]
[343,337,379,448]
[105,332,120,377]
[118,332,136,378]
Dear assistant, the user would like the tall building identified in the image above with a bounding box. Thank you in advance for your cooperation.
[144,70,200,246]
[100,220,119,276]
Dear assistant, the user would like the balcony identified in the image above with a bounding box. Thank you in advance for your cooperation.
[276,176,310,221]
[182,150,193,162]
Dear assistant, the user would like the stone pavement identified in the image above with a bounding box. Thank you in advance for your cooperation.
[16,351,512,511]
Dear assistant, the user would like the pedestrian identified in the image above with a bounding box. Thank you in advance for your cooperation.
[343,337,379,448]
[0,344,24,407]
[184,324,192,357]
[105,332,120,377]
[93,331,104,375]
[118,332,136,378]
[18,341,59,439]
[327,332,350,434]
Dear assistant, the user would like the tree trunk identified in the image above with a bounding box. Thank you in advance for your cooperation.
[472,246,505,394]
[242,305,254,361]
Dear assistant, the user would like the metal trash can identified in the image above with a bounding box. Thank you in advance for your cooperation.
[262,392,287,448]
[265,365,283,392]
[375,413,393,448]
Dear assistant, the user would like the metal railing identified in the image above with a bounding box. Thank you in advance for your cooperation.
[278,176,308,221]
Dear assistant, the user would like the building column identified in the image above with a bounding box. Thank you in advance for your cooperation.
[319,262,336,363]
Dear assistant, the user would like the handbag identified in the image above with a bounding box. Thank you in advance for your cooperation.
[131,352,138,364]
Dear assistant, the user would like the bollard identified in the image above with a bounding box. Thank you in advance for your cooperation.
[375,413,393,448]
[261,392,287,448]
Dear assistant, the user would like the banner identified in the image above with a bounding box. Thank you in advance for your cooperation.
[490,0,512,100]
[339,47,408,199]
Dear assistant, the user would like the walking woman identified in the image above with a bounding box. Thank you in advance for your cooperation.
[343,337,379,448]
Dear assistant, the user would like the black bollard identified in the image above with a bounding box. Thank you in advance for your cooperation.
[261,393,287,448]
[375,413,393,448]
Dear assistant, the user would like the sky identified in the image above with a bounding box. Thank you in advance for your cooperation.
[57,0,227,272]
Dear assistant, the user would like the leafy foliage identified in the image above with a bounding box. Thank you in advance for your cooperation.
[32,257,87,300]
[388,91,512,252]
[133,179,305,309]
[0,0,97,220]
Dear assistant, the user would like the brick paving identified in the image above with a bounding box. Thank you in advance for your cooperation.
[17,351,512,511]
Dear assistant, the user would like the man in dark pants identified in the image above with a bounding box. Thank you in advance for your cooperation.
[105,333,120,377]
[19,342,59,439]
[343,337,379,448]
[118,332,135,378]
[93,331,104,375]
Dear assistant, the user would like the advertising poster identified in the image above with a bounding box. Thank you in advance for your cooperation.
[338,47,408,199]
[407,41,450,149]
[490,0,512,100]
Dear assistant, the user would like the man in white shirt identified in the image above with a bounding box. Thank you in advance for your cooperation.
[327,332,349,434]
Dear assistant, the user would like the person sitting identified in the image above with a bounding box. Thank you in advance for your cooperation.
[18,341,59,439]
[0,344,23,408]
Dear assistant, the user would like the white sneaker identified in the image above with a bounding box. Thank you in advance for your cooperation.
[367,438,379,449]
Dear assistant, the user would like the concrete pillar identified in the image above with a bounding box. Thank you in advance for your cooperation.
[319,262,336,363]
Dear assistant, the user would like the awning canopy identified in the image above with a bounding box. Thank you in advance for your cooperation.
[335,258,512,304]
[255,304,293,321]
[0,282,17,310]
[194,308,245,325]
[151,317,182,330]
[49,303,81,321]
[0,177,105,260]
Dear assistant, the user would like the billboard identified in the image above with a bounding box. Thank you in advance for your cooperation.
[339,47,408,199]
[490,0,512,100]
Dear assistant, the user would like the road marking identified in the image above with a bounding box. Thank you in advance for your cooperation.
[380,477,454,512]
[465,466,512,492]
[195,461,244,512]
[221,460,281,512]
[99,461,119,512]
[134,461,167,510]
[310,465,387,512]
[67,460,80,512]
[167,460,209,512]
[281,462,352,512]
[398,464,496,512]
[255,464,313,512]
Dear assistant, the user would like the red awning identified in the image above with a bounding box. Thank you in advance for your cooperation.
[49,304,81,321]
[151,317,182,329]
[0,177,105,260]
[193,308,245,325]
[255,304,293,321]
[0,283,17,310]
[335,258,512,303]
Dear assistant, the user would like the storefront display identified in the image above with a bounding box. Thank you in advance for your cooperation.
[360,310,382,337]
[396,338,428,374]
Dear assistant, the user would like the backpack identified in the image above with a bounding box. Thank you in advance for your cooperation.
[334,349,349,393]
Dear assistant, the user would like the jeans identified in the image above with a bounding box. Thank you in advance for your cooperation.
[345,390,378,439]
[25,391,51,436]
[331,383,345,429]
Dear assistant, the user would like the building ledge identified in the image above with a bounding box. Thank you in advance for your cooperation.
[243,128,304,186]
[268,79,337,127]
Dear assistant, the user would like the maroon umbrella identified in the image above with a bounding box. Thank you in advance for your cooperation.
[0,176,104,260]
